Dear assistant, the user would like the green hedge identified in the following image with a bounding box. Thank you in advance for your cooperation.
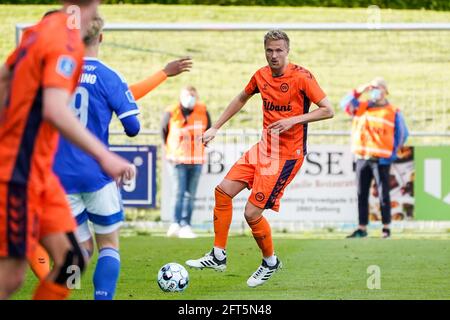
[2,0,449,11]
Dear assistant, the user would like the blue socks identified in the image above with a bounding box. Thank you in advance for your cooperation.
[93,247,120,300]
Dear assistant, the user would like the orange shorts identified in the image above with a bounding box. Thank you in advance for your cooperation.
[0,174,76,259]
[225,144,304,212]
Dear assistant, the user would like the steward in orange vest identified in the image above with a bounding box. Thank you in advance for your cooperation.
[341,77,408,239]
[162,87,211,164]
[162,86,211,238]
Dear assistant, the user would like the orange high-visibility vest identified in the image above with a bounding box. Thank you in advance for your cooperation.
[351,102,397,159]
[165,102,208,164]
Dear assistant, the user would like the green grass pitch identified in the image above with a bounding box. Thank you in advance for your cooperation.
[13,235,450,300]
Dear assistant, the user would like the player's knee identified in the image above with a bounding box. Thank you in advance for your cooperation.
[215,184,234,200]
[244,203,263,222]
[81,238,95,263]
[9,269,26,293]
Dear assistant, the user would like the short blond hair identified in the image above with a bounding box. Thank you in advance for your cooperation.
[83,14,104,47]
[264,29,290,49]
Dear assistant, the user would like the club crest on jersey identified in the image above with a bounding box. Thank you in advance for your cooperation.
[56,55,76,78]
[280,83,289,93]
[263,98,292,112]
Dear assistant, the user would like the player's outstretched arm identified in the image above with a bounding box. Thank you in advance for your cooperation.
[43,88,135,181]
[0,64,11,115]
[129,57,193,101]
[268,97,334,133]
[202,90,252,146]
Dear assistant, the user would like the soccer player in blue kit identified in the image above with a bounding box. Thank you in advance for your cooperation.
[49,15,192,299]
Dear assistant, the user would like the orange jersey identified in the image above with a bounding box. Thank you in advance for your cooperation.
[0,12,84,189]
[244,63,326,159]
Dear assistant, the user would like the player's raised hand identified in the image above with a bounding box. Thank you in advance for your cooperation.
[201,127,218,147]
[267,118,297,134]
[356,83,372,95]
[98,151,136,181]
[163,57,193,77]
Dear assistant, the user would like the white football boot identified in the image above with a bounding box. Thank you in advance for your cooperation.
[247,258,282,288]
[185,249,227,272]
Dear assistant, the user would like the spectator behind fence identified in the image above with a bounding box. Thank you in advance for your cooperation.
[341,77,409,239]
[162,86,211,238]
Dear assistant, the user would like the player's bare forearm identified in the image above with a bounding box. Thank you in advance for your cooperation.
[212,90,252,130]
[42,88,110,160]
[267,97,333,133]
[296,97,334,124]
[0,65,11,115]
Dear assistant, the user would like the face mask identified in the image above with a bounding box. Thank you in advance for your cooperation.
[180,91,196,110]
[370,88,382,101]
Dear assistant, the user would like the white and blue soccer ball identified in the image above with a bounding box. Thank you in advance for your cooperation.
[157,262,189,292]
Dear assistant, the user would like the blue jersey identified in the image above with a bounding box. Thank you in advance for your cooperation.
[54,57,139,194]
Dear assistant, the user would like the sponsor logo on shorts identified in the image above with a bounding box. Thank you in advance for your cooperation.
[255,192,265,202]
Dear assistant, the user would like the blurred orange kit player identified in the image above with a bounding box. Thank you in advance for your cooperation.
[0,0,134,300]
[186,30,334,287]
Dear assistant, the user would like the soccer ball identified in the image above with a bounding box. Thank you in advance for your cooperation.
[157,262,189,292]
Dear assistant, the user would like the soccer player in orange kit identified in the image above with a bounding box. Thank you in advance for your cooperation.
[186,30,334,287]
[0,1,134,300]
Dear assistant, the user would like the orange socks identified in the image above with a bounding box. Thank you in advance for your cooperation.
[213,185,274,259]
[213,186,233,249]
[33,280,70,300]
[29,244,51,281]
[247,216,274,258]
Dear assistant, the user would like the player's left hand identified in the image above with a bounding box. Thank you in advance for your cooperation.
[163,57,193,77]
[267,118,298,133]
[117,164,136,187]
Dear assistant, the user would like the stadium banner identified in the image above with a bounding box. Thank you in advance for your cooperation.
[161,144,415,223]
[414,146,450,220]
[110,145,157,208]
[368,146,415,222]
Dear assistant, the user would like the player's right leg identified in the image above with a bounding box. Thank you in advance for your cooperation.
[185,179,247,271]
[186,148,256,271]
[83,181,123,300]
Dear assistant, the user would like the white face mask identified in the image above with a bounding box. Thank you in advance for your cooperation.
[180,90,196,110]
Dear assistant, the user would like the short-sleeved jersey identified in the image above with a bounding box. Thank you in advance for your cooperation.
[0,12,84,189]
[245,63,326,159]
[53,57,139,194]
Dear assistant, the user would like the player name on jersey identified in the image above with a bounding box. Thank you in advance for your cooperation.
[79,73,97,85]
